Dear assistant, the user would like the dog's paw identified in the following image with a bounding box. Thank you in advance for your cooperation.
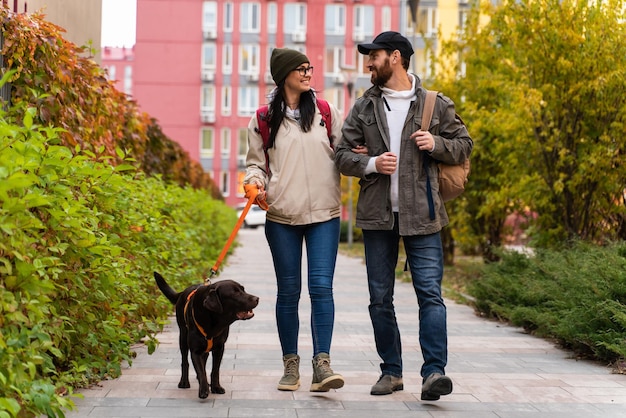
[199,387,210,399]
[211,385,226,394]
[178,380,191,389]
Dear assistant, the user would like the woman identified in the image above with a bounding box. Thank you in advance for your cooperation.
[244,48,344,392]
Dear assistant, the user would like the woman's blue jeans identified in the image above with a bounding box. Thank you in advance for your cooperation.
[363,214,447,379]
[265,217,340,357]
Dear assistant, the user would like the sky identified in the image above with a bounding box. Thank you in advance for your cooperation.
[101,0,137,48]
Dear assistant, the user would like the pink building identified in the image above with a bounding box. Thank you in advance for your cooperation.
[101,47,134,95]
[106,0,405,207]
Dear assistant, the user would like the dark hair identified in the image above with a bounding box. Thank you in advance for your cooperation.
[384,49,410,71]
[266,82,316,149]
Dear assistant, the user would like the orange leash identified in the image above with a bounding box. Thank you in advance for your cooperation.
[210,184,260,278]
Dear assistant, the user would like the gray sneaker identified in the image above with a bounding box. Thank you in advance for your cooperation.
[277,354,300,391]
[421,372,453,400]
[370,374,404,395]
[310,353,344,392]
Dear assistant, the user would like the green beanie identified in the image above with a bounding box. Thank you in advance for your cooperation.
[270,48,310,85]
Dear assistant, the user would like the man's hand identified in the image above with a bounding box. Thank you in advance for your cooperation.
[410,130,435,152]
[352,144,369,155]
[375,152,398,175]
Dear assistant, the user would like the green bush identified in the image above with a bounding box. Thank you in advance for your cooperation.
[339,221,362,243]
[0,103,236,417]
[468,242,626,366]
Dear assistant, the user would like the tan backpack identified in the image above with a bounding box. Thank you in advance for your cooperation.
[421,90,471,202]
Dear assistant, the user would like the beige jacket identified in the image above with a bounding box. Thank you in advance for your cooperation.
[244,102,343,225]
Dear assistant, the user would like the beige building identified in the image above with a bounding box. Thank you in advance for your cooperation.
[12,0,102,61]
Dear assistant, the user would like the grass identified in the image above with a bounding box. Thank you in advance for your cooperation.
[338,241,482,303]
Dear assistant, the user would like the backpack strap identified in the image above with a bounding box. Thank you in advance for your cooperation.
[254,99,334,175]
[316,98,333,147]
[254,105,271,174]
[421,90,438,220]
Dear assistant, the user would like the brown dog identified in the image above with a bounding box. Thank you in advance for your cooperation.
[153,272,259,398]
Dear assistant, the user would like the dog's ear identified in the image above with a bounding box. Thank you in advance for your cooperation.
[203,288,223,313]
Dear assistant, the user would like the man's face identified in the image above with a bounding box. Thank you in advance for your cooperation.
[367,50,393,87]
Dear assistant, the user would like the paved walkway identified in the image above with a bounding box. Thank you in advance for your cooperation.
[67,228,626,417]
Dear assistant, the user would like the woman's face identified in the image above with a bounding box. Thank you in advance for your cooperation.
[284,62,313,95]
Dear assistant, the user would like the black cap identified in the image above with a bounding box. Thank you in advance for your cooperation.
[357,31,414,59]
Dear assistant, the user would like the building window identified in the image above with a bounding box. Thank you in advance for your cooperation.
[325,87,345,114]
[414,47,434,79]
[353,49,369,76]
[221,128,231,157]
[223,2,233,32]
[325,47,345,76]
[238,128,247,166]
[201,128,214,158]
[417,7,438,37]
[381,6,391,32]
[237,170,246,196]
[201,85,215,111]
[267,2,277,34]
[203,1,218,31]
[284,3,306,33]
[240,44,260,75]
[202,43,217,69]
[221,171,230,196]
[238,87,259,117]
[123,66,132,95]
[222,86,232,116]
[107,65,116,81]
[223,43,232,74]
[325,4,345,35]
[407,6,438,37]
[354,5,375,38]
[240,2,260,33]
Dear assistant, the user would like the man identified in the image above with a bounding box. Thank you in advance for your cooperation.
[335,31,472,400]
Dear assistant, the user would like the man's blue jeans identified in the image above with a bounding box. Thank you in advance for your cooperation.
[363,215,447,379]
[265,217,340,357]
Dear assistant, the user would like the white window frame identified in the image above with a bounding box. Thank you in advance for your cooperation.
[325,4,345,35]
[200,128,214,158]
[284,3,307,33]
[354,5,375,37]
[240,2,261,33]
[237,87,259,117]
[201,85,216,112]
[223,2,233,32]
[221,128,231,157]
[324,46,346,77]
[238,128,248,165]
[202,1,218,31]
[222,43,232,74]
[221,171,230,197]
[202,42,217,70]
[267,2,277,34]
[221,85,232,116]
[239,44,260,76]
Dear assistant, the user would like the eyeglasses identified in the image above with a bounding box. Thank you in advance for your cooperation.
[293,66,314,76]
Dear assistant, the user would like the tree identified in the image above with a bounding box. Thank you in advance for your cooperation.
[436,0,626,255]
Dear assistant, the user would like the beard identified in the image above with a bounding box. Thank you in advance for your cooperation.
[370,58,393,87]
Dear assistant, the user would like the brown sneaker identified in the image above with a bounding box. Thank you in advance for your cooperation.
[421,373,453,401]
[310,353,344,392]
[370,374,404,395]
[277,354,300,391]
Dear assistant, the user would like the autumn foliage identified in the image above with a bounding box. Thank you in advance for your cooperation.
[1,8,221,197]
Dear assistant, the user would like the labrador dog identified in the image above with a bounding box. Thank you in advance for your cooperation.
[153,272,259,398]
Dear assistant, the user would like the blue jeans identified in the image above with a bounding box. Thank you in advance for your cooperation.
[265,217,340,357]
[363,214,447,379]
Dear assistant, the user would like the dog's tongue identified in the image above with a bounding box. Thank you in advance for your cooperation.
[237,310,255,320]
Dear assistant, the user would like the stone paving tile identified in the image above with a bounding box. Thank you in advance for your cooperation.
[65,228,626,417]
